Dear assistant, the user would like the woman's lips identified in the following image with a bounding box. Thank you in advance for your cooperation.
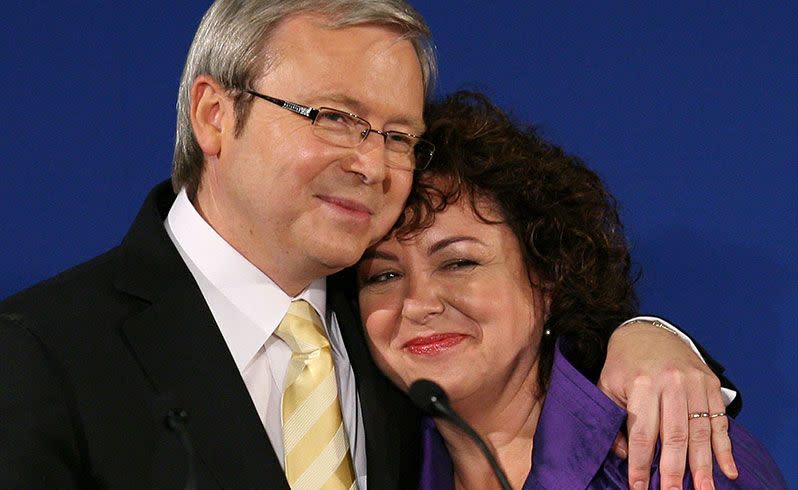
[402,333,467,356]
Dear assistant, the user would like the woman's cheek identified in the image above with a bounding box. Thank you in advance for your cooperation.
[445,277,491,316]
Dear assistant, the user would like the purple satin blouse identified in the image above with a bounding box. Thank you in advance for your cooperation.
[418,344,786,489]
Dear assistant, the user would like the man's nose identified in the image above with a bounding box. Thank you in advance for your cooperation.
[345,131,389,184]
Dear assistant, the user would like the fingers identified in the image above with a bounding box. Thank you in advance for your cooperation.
[625,377,659,490]
[657,370,689,489]
[600,322,736,488]
[684,372,714,490]
[708,386,738,480]
[611,432,629,460]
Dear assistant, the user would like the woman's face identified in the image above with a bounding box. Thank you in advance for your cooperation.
[357,196,550,404]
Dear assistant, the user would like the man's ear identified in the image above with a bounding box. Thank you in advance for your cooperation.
[189,74,230,158]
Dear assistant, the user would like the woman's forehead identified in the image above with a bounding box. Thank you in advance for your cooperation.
[373,195,507,251]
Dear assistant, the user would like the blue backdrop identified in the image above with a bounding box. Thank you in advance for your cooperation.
[3,1,795,482]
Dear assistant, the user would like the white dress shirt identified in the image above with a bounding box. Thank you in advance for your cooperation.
[164,189,368,489]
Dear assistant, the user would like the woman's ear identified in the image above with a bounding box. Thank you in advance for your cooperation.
[528,272,554,321]
[542,290,553,321]
[189,74,230,158]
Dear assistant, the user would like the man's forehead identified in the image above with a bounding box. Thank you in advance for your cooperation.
[265,15,426,131]
[271,13,416,61]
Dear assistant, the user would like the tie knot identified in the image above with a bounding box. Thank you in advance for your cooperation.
[276,300,329,355]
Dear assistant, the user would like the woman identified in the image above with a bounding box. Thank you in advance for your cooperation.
[356,92,786,488]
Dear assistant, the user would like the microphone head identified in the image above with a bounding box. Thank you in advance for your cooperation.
[408,379,449,415]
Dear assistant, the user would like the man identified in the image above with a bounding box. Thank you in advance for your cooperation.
[1,1,738,488]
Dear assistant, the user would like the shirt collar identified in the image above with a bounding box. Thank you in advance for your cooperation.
[524,340,626,489]
[418,340,627,490]
[165,188,329,372]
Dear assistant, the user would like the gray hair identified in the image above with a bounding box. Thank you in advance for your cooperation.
[171,0,436,196]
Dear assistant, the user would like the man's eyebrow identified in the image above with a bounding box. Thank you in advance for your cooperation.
[317,93,368,115]
[360,249,399,261]
[427,236,483,255]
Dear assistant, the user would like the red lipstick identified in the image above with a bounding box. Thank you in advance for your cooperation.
[403,333,467,356]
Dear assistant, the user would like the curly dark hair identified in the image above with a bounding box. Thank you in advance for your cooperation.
[392,90,639,388]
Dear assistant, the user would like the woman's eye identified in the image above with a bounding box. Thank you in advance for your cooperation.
[363,271,401,285]
[443,259,479,271]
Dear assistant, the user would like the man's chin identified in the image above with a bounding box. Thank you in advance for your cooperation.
[317,244,368,274]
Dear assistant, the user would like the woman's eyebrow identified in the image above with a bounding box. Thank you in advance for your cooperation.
[427,236,483,255]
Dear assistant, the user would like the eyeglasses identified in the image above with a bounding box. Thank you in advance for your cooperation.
[245,90,435,171]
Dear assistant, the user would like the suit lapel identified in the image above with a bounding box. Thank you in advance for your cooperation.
[115,182,289,489]
[114,181,420,489]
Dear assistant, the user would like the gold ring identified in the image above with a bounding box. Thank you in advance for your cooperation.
[688,412,710,420]
[709,412,726,419]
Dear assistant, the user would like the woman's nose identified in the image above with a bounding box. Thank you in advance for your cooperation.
[401,278,445,324]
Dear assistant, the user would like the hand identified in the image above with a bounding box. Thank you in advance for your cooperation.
[598,322,738,490]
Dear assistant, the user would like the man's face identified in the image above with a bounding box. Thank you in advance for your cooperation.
[196,15,425,294]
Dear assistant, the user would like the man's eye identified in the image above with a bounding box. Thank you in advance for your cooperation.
[386,132,408,142]
[385,132,413,150]
[321,112,344,122]
[319,111,354,126]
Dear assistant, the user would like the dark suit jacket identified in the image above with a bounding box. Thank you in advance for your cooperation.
[0,181,420,489]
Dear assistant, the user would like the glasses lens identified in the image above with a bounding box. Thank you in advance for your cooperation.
[384,132,414,154]
[381,132,413,170]
[384,133,436,171]
[313,109,368,147]
[313,108,434,171]
[413,140,435,170]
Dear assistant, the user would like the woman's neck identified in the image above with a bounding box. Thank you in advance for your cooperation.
[436,369,544,490]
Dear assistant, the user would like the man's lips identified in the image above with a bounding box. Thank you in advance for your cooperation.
[402,333,467,355]
[318,195,373,217]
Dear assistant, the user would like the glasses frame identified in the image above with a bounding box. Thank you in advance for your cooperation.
[244,90,434,171]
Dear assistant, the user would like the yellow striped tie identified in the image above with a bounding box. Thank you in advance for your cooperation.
[275,300,356,490]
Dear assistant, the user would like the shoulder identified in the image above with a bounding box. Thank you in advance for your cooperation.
[0,245,151,361]
[1,246,129,328]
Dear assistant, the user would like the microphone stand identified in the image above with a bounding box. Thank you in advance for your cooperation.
[411,380,512,490]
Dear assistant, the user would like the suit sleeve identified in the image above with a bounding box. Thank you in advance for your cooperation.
[692,337,742,416]
[0,313,83,489]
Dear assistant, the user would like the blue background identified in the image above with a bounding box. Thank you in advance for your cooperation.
[3,1,795,483]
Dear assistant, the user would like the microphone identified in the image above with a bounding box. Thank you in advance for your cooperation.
[408,380,512,490]
[151,392,198,490]
[165,409,197,490]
